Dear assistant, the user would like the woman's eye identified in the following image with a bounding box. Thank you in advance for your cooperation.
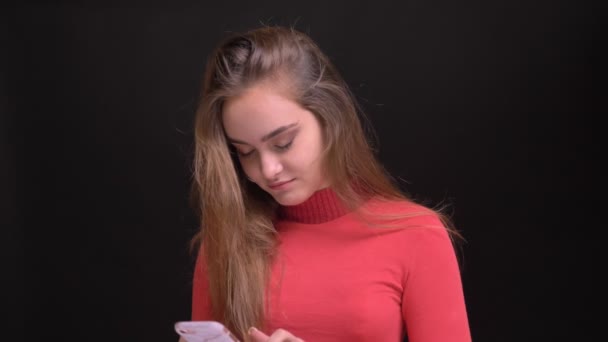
[276,140,293,151]
[237,150,254,157]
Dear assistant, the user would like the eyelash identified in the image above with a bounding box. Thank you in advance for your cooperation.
[276,140,293,151]
[238,140,293,158]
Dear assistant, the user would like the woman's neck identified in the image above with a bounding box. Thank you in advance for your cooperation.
[277,187,350,224]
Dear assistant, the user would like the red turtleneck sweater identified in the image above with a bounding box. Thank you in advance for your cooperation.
[191,189,471,341]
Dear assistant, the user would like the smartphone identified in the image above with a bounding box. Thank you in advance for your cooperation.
[174,321,240,342]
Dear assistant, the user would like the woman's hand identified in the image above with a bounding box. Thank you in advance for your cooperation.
[247,327,304,342]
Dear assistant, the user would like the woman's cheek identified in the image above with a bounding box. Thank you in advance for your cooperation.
[240,160,258,182]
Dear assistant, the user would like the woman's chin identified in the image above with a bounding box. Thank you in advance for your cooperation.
[272,190,309,207]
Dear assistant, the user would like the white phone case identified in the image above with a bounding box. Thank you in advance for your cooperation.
[174,321,240,342]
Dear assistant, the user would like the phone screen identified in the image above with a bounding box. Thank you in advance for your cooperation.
[174,321,240,342]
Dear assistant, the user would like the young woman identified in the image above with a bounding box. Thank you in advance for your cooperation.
[188,25,471,342]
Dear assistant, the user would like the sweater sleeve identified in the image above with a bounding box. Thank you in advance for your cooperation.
[401,222,471,342]
[191,245,213,321]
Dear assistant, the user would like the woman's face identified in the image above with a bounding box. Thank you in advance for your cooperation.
[222,84,329,206]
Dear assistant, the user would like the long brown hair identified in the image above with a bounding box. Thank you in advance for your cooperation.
[191,25,457,340]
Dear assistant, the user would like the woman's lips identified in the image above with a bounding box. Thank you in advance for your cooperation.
[268,179,295,190]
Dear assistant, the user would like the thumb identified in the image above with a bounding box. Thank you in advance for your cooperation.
[247,327,269,342]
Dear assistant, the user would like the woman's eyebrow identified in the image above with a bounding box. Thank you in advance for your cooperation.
[227,122,299,144]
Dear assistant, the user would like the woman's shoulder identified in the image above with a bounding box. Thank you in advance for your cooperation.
[358,197,457,263]
[357,196,453,241]
[362,197,442,225]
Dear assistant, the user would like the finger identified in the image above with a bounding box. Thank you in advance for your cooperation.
[248,327,269,342]
[267,329,304,342]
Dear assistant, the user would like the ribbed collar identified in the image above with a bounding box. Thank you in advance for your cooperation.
[277,187,350,224]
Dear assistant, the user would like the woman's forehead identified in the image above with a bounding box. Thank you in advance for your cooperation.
[222,86,311,137]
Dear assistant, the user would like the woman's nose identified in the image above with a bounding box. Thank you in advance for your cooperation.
[259,153,283,181]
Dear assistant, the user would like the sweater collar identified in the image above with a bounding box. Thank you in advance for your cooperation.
[277,187,350,224]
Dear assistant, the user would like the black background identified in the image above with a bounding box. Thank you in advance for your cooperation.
[3,1,600,341]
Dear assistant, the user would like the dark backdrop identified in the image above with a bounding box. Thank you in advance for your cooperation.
[4,1,600,341]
